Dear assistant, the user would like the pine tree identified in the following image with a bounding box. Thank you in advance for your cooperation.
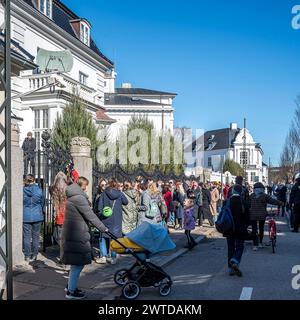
[51,96,100,155]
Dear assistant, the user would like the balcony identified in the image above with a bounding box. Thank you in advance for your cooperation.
[20,72,102,106]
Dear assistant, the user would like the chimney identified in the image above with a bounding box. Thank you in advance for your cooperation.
[121,83,132,89]
[230,122,237,130]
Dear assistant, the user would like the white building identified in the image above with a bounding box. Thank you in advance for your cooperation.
[185,122,268,184]
[0,0,116,146]
[104,82,176,137]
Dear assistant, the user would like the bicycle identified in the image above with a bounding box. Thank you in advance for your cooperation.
[267,209,277,254]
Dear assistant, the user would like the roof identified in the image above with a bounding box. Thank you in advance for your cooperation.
[203,128,240,151]
[115,88,177,96]
[0,36,37,70]
[95,110,116,124]
[104,94,164,106]
[22,0,113,66]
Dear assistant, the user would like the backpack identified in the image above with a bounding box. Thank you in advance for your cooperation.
[145,198,160,219]
[215,199,235,234]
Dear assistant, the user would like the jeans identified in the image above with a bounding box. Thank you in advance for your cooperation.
[251,220,265,246]
[68,265,84,293]
[24,155,35,176]
[99,236,116,258]
[226,237,244,268]
[23,222,42,258]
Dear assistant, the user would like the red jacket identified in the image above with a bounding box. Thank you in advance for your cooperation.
[163,191,172,214]
[55,202,66,225]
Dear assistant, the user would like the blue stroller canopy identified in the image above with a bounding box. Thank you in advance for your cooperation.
[126,222,176,254]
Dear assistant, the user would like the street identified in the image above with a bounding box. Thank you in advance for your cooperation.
[127,218,300,300]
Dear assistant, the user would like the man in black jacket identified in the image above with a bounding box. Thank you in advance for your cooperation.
[289,174,300,233]
[22,132,36,176]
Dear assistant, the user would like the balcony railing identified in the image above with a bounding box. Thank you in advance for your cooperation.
[21,73,101,105]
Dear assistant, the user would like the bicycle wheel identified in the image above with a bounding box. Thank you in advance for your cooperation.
[271,237,276,253]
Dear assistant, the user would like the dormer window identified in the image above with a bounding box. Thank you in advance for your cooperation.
[80,22,90,46]
[39,0,52,18]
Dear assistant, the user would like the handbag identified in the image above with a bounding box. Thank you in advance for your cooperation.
[102,200,116,219]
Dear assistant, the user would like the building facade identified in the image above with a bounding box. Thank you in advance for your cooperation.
[104,83,176,137]
[185,122,268,184]
[0,0,115,146]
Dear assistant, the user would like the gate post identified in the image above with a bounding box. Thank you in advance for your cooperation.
[70,137,93,201]
[11,121,24,266]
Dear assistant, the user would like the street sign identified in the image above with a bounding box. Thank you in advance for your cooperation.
[36,48,74,73]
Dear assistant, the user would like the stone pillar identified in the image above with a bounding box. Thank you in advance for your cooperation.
[70,137,93,201]
[11,121,24,267]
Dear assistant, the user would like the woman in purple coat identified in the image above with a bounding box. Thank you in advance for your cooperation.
[183,198,197,250]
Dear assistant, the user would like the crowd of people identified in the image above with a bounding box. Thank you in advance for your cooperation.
[22,165,300,299]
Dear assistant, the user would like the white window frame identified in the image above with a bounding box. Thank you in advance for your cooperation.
[33,108,49,148]
[79,72,88,86]
[240,151,248,166]
[80,22,90,46]
[39,0,52,19]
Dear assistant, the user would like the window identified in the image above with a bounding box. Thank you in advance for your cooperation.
[80,23,90,46]
[34,108,49,149]
[39,0,52,18]
[251,172,256,182]
[240,151,248,166]
[34,109,49,130]
[208,156,212,167]
[79,72,88,85]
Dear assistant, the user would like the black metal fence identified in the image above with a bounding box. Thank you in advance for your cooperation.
[35,131,73,251]
[92,161,196,198]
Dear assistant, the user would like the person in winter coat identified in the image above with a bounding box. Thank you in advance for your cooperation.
[22,132,36,176]
[162,184,172,223]
[51,172,71,247]
[122,181,139,235]
[275,184,287,217]
[173,182,186,230]
[61,182,107,300]
[199,183,214,227]
[223,185,249,277]
[249,182,283,250]
[183,198,197,250]
[289,173,300,232]
[210,184,220,221]
[96,178,128,265]
[23,174,45,262]
[93,178,107,215]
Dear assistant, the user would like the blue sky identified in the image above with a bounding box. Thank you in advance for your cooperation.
[63,0,300,165]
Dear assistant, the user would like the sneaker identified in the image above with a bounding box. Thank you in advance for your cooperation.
[229,259,243,277]
[30,255,37,262]
[252,246,258,251]
[64,286,84,293]
[95,257,107,264]
[65,289,86,300]
[258,244,264,249]
[228,268,235,276]
[110,257,117,265]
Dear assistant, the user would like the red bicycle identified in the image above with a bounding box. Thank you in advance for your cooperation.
[267,210,277,254]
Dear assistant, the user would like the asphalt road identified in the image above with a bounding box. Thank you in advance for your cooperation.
[135,217,300,300]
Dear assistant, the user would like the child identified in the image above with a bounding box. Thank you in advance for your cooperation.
[183,198,197,250]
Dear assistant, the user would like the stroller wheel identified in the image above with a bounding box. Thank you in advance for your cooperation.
[122,281,141,300]
[114,269,129,286]
[153,281,161,288]
[159,283,172,297]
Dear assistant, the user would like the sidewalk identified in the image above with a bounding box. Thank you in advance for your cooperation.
[13,225,215,300]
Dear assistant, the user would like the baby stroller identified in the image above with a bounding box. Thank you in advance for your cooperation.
[108,222,176,300]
